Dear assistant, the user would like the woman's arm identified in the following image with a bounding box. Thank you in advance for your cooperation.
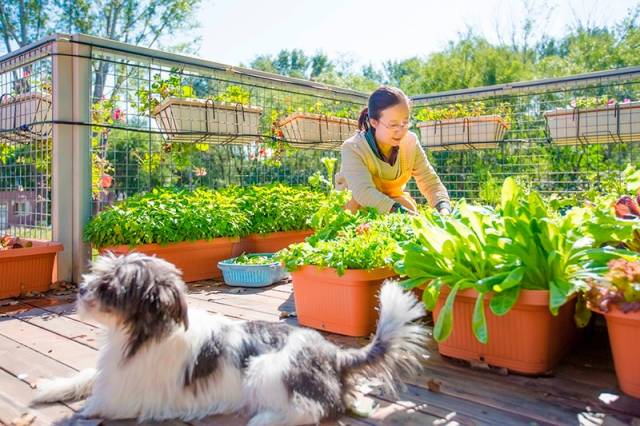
[412,141,451,209]
[337,142,396,214]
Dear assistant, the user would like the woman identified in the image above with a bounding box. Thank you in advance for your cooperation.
[335,86,451,215]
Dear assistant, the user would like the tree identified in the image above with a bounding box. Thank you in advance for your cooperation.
[0,0,202,100]
[249,49,338,81]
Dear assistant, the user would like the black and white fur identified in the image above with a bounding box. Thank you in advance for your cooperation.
[32,253,427,425]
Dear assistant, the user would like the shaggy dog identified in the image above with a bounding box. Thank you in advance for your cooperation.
[32,252,427,425]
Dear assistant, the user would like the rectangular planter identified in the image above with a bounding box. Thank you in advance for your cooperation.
[417,115,508,151]
[101,237,239,282]
[544,101,640,145]
[598,307,640,398]
[276,112,358,151]
[232,229,314,256]
[290,265,397,337]
[0,239,63,299]
[152,97,263,145]
[434,288,578,374]
[0,92,52,143]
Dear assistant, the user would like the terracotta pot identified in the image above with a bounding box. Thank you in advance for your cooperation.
[101,238,238,282]
[232,229,313,256]
[0,239,63,299]
[434,288,578,374]
[597,307,640,398]
[290,265,397,337]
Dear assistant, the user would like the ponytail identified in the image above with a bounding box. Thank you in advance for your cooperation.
[358,107,369,131]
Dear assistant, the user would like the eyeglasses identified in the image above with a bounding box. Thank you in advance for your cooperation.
[377,119,412,131]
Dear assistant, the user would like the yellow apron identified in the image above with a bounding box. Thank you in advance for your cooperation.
[345,144,418,213]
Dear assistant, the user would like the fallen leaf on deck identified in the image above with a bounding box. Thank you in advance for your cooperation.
[10,413,36,426]
[496,367,509,376]
[427,378,442,392]
[469,359,491,371]
[279,311,296,319]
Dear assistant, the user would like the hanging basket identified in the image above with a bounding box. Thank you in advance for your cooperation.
[0,92,52,143]
[544,101,640,146]
[276,112,358,151]
[152,97,263,145]
[417,115,508,151]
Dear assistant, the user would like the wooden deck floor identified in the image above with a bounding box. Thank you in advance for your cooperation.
[0,280,639,426]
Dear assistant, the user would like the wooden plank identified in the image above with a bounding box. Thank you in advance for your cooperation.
[23,301,102,329]
[377,383,536,425]
[0,316,98,371]
[184,294,284,322]
[11,307,101,350]
[188,290,295,316]
[413,360,635,425]
[0,334,85,412]
[188,281,294,302]
[0,368,74,425]
[422,341,640,420]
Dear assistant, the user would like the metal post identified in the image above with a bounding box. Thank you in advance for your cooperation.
[51,37,92,283]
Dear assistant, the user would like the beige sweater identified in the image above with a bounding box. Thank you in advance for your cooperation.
[335,131,450,213]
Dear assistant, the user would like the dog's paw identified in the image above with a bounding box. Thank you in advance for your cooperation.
[31,378,60,405]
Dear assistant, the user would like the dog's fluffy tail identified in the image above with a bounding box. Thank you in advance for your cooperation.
[31,368,96,405]
[337,281,427,395]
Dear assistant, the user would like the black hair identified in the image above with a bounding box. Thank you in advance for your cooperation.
[358,86,411,132]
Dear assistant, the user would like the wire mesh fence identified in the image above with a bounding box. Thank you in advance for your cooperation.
[87,44,363,212]
[1,33,639,245]
[411,71,640,202]
[0,52,53,240]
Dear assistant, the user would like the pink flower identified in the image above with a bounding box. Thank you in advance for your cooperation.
[623,98,631,104]
[22,69,31,78]
[608,99,616,106]
[112,108,124,122]
[100,174,113,189]
[194,167,207,177]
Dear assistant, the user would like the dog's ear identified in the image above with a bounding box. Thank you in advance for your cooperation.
[117,254,189,358]
[155,277,189,331]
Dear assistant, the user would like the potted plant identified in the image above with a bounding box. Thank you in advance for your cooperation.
[544,96,640,145]
[234,157,341,254]
[275,101,359,151]
[415,101,510,151]
[583,258,640,398]
[136,71,263,145]
[399,178,619,374]
[227,183,321,255]
[278,206,414,337]
[0,72,52,143]
[0,235,63,299]
[84,187,252,282]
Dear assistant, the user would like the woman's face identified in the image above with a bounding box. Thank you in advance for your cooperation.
[370,102,411,146]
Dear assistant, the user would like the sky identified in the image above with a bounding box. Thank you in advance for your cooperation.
[179,0,639,71]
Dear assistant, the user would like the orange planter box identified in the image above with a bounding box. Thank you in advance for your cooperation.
[101,238,238,282]
[598,307,640,398]
[434,288,578,374]
[290,266,397,337]
[232,229,313,256]
[0,239,63,299]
